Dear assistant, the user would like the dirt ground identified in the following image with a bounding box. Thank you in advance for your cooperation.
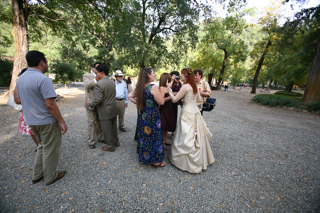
[0,86,318,135]
[0,86,319,212]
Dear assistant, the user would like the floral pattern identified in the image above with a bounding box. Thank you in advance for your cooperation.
[18,110,34,135]
[137,84,164,164]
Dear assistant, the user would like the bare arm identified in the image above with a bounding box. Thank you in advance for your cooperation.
[45,98,67,134]
[14,88,21,104]
[150,85,164,105]
[128,89,137,104]
[167,84,188,103]
[160,87,171,102]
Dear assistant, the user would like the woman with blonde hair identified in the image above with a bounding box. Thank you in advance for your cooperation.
[166,68,215,173]
[159,73,176,149]
[128,67,166,167]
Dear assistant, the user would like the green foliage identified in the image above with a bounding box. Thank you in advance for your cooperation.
[0,58,13,86]
[51,62,82,86]
[251,94,301,107]
[274,91,303,97]
[306,101,320,112]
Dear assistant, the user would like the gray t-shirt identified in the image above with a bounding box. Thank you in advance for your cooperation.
[16,68,57,125]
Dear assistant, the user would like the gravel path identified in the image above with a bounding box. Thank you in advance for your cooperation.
[0,87,319,212]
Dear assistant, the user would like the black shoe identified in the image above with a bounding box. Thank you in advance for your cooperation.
[89,144,96,149]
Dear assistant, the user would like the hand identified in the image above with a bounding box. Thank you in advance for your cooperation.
[166,79,173,88]
[125,103,128,108]
[86,101,91,106]
[60,122,68,135]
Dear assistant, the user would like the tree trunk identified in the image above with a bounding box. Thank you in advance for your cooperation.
[216,48,228,90]
[208,73,213,88]
[301,31,320,105]
[285,83,294,92]
[7,0,29,96]
[268,79,273,89]
[251,40,271,94]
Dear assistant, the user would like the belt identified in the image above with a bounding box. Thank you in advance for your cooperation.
[116,98,124,101]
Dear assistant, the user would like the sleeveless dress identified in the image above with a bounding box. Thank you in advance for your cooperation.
[169,87,215,173]
[137,84,164,164]
[160,93,176,132]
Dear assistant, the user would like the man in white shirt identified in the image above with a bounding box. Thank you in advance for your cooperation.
[115,70,128,132]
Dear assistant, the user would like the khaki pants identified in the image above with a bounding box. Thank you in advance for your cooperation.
[86,108,104,145]
[30,122,61,184]
[116,99,126,129]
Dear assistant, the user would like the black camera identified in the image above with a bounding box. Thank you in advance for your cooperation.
[175,76,180,80]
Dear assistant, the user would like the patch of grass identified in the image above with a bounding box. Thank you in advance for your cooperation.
[274,91,303,97]
[251,94,301,107]
[306,101,320,112]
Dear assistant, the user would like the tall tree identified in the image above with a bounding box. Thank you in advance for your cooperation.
[114,0,210,69]
[250,0,283,94]
[7,0,123,95]
[203,0,249,89]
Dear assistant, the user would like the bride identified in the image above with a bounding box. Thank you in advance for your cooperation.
[166,68,215,173]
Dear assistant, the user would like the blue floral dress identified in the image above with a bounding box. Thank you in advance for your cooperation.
[137,84,164,164]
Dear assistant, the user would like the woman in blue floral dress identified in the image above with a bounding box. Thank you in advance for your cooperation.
[128,67,166,167]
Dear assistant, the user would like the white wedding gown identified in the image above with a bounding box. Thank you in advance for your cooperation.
[168,86,215,173]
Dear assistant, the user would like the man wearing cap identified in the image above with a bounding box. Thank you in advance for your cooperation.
[83,62,104,149]
[114,70,128,132]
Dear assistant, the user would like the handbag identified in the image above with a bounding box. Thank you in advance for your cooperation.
[201,80,216,112]
[6,92,23,111]
[202,98,216,111]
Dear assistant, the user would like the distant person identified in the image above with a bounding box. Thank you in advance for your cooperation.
[128,67,166,167]
[87,64,119,152]
[159,73,176,149]
[194,68,211,116]
[14,68,39,152]
[166,68,215,173]
[114,70,128,132]
[127,77,134,94]
[169,71,182,140]
[83,62,104,149]
[16,50,67,185]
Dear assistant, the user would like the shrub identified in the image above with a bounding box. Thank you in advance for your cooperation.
[251,94,301,107]
[0,59,13,86]
[51,62,83,86]
[306,101,320,112]
[274,91,303,97]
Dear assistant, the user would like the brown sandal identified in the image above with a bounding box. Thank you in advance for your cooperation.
[152,161,166,167]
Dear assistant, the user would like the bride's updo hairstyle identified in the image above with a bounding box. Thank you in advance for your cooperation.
[181,68,198,95]
[136,67,153,112]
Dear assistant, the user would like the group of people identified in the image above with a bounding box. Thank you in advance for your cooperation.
[14,50,215,186]
[83,63,130,151]
[128,67,215,173]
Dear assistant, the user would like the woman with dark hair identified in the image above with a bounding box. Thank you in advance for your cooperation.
[169,71,182,140]
[166,68,215,173]
[159,73,176,149]
[14,68,39,151]
[128,67,166,167]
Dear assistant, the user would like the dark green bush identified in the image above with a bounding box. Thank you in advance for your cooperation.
[0,59,13,86]
[251,94,301,107]
[274,91,303,97]
[306,101,320,112]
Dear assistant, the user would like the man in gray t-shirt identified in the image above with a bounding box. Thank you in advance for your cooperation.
[16,50,68,185]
